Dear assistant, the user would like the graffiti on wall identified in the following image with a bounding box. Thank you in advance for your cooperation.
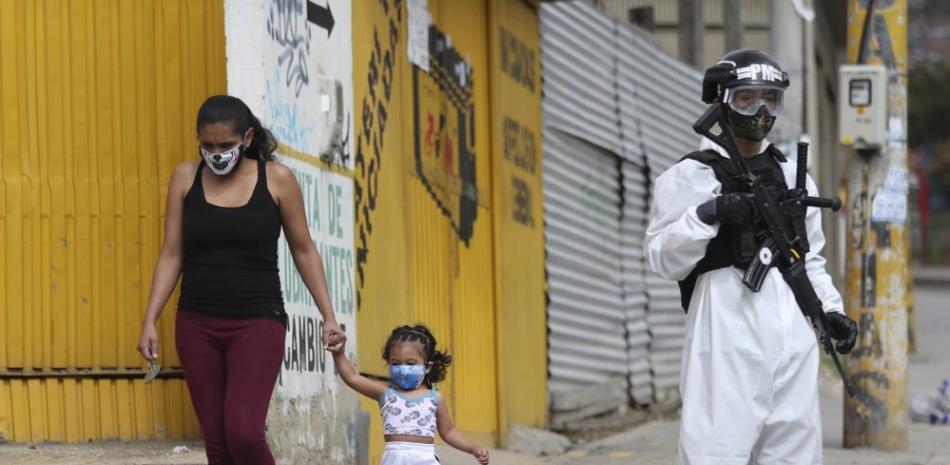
[500,27,535,93]
[499,25,540,230]
[412,24,479,244]
[848,312,890,428]
[267,0,338,94]
[266,0,353,167]
[503,116,537,229]
[354,0,402,306]
[267,69,317,150]
[267,0,312,96]
[856,0,898,70]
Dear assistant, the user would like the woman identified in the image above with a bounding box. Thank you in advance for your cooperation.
[137,95,344,465]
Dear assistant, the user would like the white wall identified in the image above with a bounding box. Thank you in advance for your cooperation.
[226,0,362,463]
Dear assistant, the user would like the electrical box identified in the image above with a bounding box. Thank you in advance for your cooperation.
[838,64,887,150]
[312,76,344,156]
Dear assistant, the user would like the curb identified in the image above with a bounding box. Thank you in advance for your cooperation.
[913,267,950,286]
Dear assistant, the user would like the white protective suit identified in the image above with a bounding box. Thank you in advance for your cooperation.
[645,138,844,465]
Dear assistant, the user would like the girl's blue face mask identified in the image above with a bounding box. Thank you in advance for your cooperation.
[389,364,426,390]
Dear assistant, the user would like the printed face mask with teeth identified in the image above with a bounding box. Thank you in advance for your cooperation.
[199,132,248,175]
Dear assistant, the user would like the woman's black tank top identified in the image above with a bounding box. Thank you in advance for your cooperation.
[179,158,286,325]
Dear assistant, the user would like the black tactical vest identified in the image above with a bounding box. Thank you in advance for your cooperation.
[675,146,806,312]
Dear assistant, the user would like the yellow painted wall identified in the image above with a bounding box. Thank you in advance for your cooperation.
[488,0,548,437]
[353,0,546,460]
[0,379,197,443]
[0,0,225,442]
[351,0,413,459]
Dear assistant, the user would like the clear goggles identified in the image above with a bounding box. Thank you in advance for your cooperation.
[724,85,784,116]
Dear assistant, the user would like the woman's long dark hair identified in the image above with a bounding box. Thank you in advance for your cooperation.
[196,95,278,161]
[382,325,452,388]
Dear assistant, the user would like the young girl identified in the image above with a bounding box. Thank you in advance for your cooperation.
[328,325,489,465]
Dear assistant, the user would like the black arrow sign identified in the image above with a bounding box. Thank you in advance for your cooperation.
[307,1,335,37]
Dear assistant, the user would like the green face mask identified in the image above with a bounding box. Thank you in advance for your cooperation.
[727,108,776,142]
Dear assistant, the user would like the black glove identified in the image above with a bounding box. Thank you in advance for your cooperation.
[696,193,753,227]
[826,312,858,354]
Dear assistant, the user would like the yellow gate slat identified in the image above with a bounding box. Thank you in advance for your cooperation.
[72,0,96,370]
[149,379,168,440]
[80,379,97,441]
[45,380,65,442]
[0,381,12,442]
[166,381,185,439]
[27,379,47,442]
[0,0,19,370]
[62,379,81,442]
[115,380,134,440]
[10,381,29,442]
[132,379,151,440]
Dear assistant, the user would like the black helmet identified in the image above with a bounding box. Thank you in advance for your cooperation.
[702,49,790,141]
[701,49,789,104]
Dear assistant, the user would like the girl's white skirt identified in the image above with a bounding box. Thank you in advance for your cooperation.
[381,441,440,465]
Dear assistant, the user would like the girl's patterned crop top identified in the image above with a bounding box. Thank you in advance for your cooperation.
[379,387,439,438]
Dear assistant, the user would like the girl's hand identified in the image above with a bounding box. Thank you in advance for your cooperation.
[323,319,346,351]
[137,323,160,361]
[473,447,489,464]
[325,336,346,355]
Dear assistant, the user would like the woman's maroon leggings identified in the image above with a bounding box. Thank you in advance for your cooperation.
[176,311,286,465]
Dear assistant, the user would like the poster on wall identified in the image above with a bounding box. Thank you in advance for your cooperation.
[276,157,355,398]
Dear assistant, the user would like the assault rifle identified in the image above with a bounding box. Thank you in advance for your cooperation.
[693,105,856,398]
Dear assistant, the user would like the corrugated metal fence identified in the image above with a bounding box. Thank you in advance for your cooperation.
[541,1,703,407]
[0,0,224,442]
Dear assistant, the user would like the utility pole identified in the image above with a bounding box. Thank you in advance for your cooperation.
[724,0,742,51]
[678,0,703,67]
[843,0,910,451]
